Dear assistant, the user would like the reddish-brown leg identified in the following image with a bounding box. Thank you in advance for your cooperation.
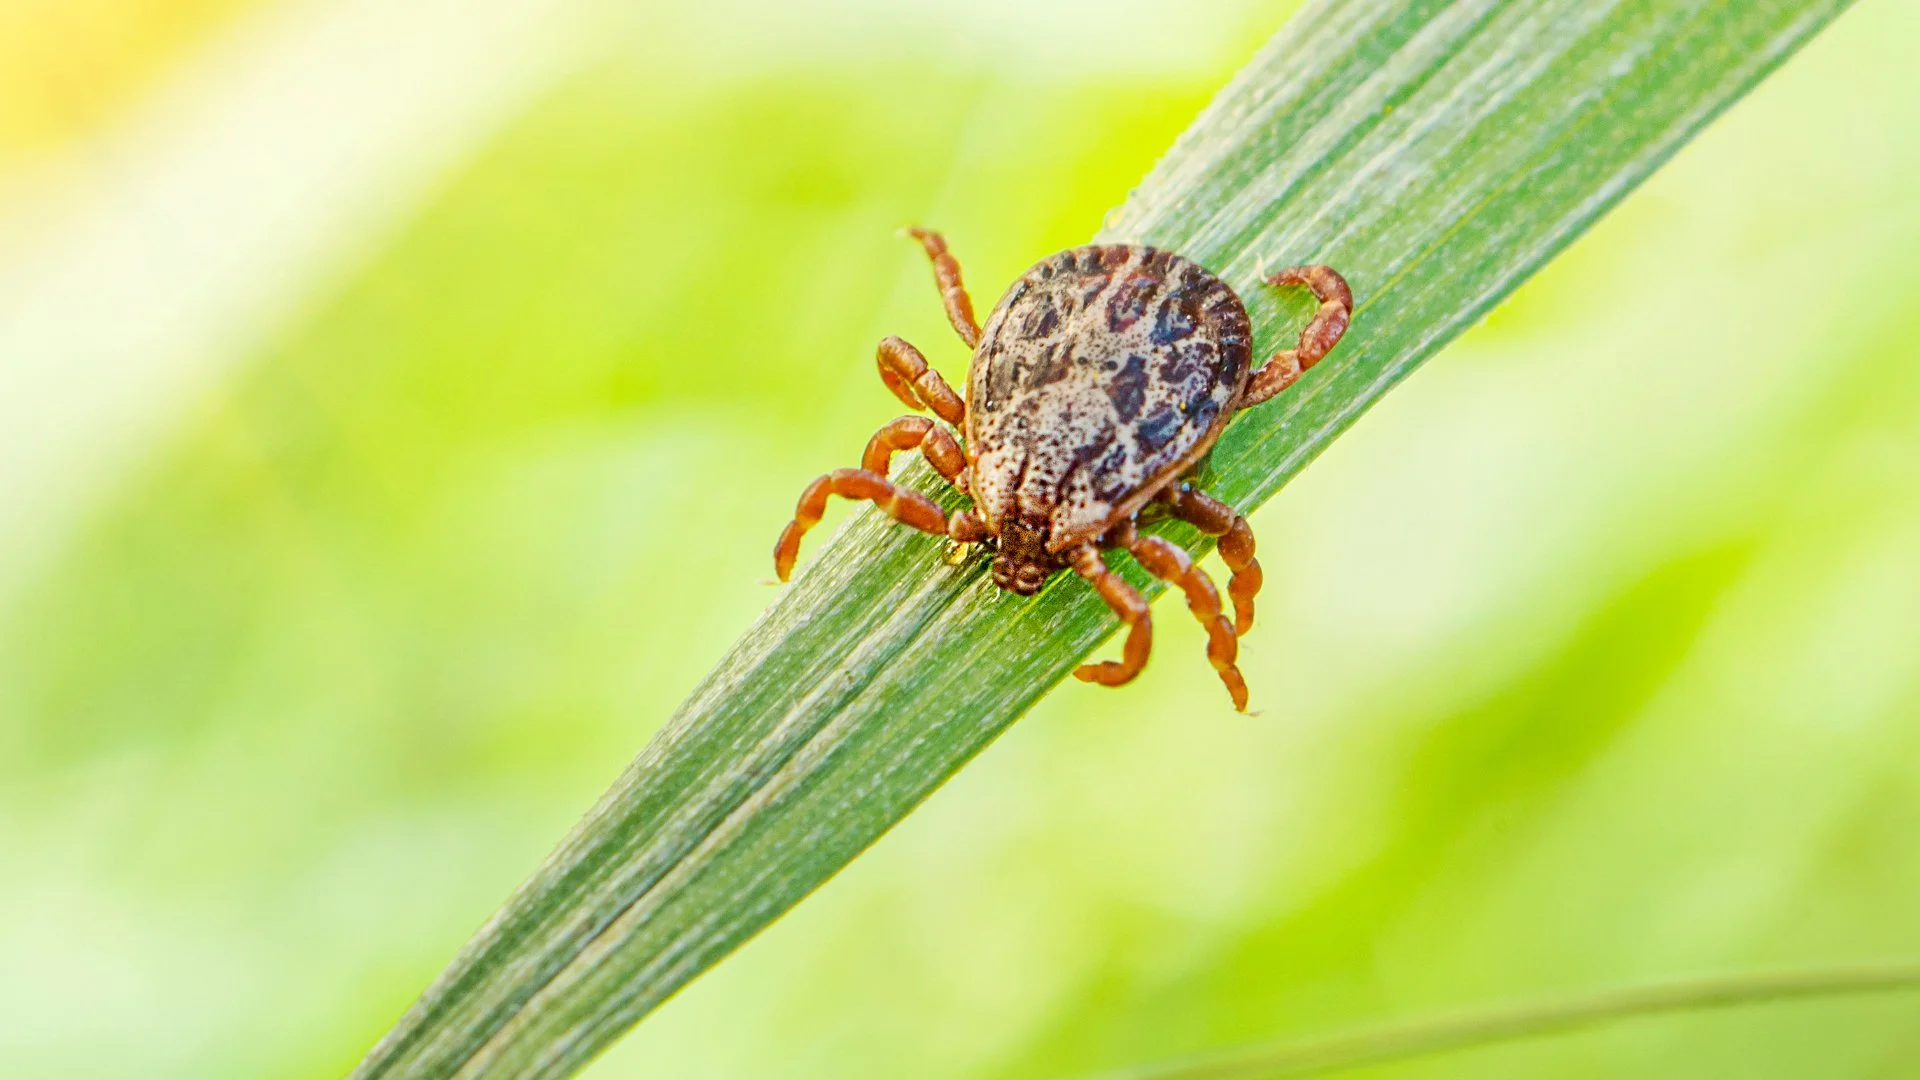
[1162,484,1262,635]
[862,415,968,490]
[903,227,980,349]
[1241,264,1353,408]
[948,507,989,543]
[773,468,949,582]
[1125,528,1249,711]
[876,336,966,427]
[1069,543,1153,688]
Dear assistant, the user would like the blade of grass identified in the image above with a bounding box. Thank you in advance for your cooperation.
[353,1,1858,1077]
[1094,960,1920,1080]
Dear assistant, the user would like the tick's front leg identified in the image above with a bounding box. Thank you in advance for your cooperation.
[875,336,966,428]
[773,468,948,582]
[774,409,987,581]
[903,227,980,349]
[863,415,967,490]
[1069,543,1153,689]
[1241,264,1352,408]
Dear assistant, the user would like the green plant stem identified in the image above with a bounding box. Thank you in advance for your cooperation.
[352,1,1858,1077]
[1100,961,1920,1080]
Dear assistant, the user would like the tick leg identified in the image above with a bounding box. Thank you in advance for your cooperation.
[773,467,948,582]
[1069,543,1153,689]
[862,415,968,490]
[949,507,989,543]
[1163,485,1262,635]
[1241,264,1353,408]
[876,336,967,428]
[1126,530,1249,712]
[903,227,981,349]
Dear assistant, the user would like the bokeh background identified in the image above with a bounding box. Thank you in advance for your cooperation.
[4,0,1920,1077]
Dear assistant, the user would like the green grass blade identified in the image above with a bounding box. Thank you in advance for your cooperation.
[1098,961,1920,1080]
[352,1,1856,1077]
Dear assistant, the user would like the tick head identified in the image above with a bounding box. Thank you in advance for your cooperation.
[992,558,1050,596]
[991,515,1054,596]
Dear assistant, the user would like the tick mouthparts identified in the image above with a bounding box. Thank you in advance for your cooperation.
[991,557,1049,596]
[998,557,1044,591]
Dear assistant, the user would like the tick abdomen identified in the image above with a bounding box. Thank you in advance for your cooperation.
[965,244,1254,550]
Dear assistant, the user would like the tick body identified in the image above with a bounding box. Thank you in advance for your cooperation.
[774,230,1352,711]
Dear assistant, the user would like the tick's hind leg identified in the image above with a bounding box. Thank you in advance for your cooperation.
[903,227,980,349]
[1241,264,1353,408]
[1125,527,1249,711]
[1163,485,1261,635]
[1069,544,1153,689]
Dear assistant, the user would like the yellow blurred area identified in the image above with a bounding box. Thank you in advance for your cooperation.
[0,0,256,166]
[2,1,1919,1079]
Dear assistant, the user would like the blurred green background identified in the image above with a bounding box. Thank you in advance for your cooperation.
[3,0,1920,1077]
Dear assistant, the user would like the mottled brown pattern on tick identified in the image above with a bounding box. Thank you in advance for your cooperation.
[966,245,1252,552]
[772,230,1352,711]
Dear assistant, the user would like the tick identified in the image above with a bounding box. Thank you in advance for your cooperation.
[773,229,1352,710]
